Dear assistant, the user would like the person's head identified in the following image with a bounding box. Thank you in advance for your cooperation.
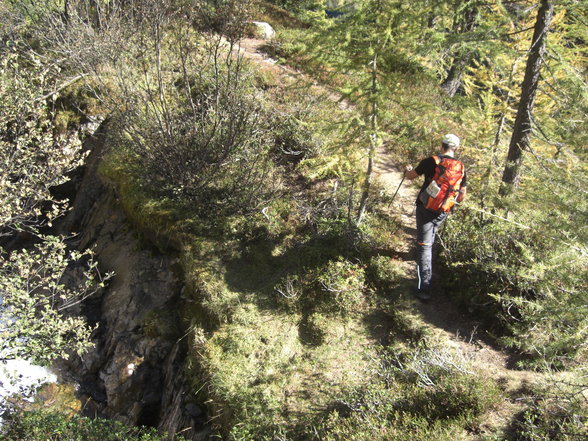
[441,133,460,153]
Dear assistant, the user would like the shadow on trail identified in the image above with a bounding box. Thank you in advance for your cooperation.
[415,290,528,369]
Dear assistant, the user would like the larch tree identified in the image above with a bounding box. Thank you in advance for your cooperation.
[307,0,419,226]
[499,0,554,197]
[440,0,482,97]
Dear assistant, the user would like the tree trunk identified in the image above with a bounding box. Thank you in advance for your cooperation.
[64,0,70,23]
[440,57,469,97]
[440,1,479,97]
[499,0,554,197]
[356,50,378,225]
[479,57,520,213]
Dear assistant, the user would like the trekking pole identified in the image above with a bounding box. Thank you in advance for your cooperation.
[388,175,405,209]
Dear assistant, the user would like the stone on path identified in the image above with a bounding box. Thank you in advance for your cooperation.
[250,21,275,40]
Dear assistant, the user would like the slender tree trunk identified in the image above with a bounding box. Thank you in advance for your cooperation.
[479,58,520,214]
[356,50,378,225]
[440,56,469,97]
[499,0,554,197]
[64,0,70,23]
[440,1,479,97]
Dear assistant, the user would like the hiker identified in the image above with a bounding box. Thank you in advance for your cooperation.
[404,134,467,300]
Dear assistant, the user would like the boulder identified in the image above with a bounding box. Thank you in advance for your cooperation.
[250,21,275,40]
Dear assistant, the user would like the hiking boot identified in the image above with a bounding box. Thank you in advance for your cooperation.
[412,287,432,301]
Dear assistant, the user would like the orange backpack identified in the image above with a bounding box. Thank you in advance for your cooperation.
[420,156,464,212]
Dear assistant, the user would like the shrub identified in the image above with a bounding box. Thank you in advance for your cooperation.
[508,377,587,441]
[315,259,366,314]
[108,57,280,217]
[0,50,84,228]
[440,210,588,368]
[302,311,331,345]
[262,0,323,15]
[271,111,323,164]
[365,255,405,295]
[274,273,304,311]
[314,346,500,440]
[1,410,181,441]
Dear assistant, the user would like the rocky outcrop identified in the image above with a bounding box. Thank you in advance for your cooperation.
[58,126,210,440]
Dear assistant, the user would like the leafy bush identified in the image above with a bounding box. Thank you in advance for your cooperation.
[270,111,324,164]
[365,255,405,295]
[301,311,332,345]
[274,259,366,315]
[0,50,83,229]
[0,236,110,363]
[263,0,323,15]
[508,377,587,441]
[0,45,110,364]
[1,410,181,441]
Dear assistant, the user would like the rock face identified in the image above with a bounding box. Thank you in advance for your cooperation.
[58,127,210,440]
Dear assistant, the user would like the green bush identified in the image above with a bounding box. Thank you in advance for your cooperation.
[1,410,182,441]
[271,112,324,164]
[314,346,500,441]
[273,258,366,316]
[508,379,587,441]
[315,259,366,314]
[263,0,323,15]
[440,210,588,368]
[365,255,405,295]
[302,311,330,345]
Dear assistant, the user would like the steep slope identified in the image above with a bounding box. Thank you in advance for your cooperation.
[57,127,211,440]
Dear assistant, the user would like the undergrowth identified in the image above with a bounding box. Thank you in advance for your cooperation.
[440,209,588,369]
[1,410,182,441]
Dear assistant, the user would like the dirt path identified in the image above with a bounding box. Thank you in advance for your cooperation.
[374,147,527,372]
[238,37,539,412]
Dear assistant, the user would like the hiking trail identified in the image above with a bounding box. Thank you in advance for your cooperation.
[238,35,541,433]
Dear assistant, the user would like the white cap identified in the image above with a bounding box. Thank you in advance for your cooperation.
[443,134,460,148]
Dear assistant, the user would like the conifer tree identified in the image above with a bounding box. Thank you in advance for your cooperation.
[307,0,416,225]
[499,0,554,197]
[440,0,481,97]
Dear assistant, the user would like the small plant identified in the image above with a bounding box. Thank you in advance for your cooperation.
[1,409,182,441]
[365,255,405,295]
[316,259,366,314]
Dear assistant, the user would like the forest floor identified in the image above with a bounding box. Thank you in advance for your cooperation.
[237,35,542,437]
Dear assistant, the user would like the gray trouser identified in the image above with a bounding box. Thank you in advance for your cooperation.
[416,204,448,291]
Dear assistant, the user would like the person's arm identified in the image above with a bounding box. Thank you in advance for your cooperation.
[404,166,419,180]
[456,169,467,203]
[405,157,434,180]
[457,186,467,203]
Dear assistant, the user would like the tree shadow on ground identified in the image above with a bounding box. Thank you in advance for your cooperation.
[221,227,349,306]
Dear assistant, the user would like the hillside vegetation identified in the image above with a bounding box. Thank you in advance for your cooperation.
[0,1,586,440]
